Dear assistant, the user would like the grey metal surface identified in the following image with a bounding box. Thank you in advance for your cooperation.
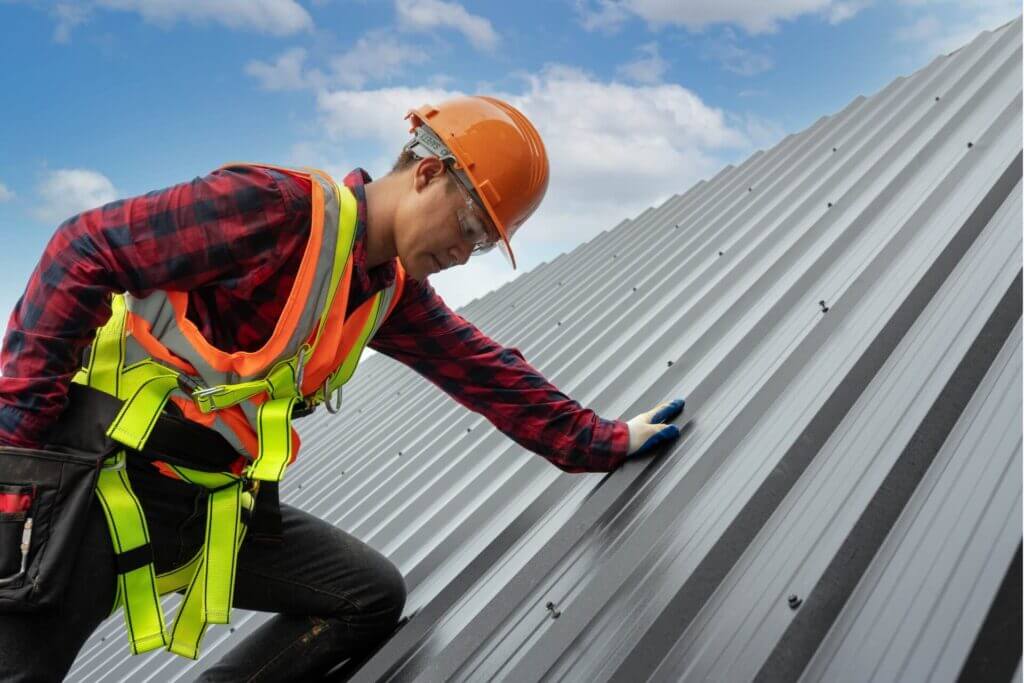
[68,16,1023,683]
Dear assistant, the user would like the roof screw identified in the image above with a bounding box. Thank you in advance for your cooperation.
[827,202,833,208]
[819,300,830,313]
[667,360,674,367]
[935,96,941,101]
[546,601,562,619]
[788,594,802,609]
[297,483,303,489]
[832,147,837,153]
[748,187,753,192]
[230,627,236,633]
[632,286,637,292]
[466,427,471,432]
[612,254,617,259]
[398,451,403,457]
[718,251,724,256]
[557,321,561,326]
[967,142,974,149]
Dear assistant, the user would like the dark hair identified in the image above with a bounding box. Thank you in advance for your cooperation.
[389,148,459,196]
[390,148,419,174]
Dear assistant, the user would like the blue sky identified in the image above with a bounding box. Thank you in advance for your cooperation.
[0,0,1020,342]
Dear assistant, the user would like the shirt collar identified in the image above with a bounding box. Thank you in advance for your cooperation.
[341,168,397,301]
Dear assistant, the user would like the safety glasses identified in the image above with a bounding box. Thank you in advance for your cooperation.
[449,169,500,255]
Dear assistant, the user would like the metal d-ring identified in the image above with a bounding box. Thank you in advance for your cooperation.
[323,379,342,415]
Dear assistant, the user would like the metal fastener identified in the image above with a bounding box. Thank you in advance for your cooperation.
[819,300,830,313]
[546,601,561,619]
[788,594,802,609]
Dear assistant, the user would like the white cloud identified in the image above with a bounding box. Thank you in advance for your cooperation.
[616,42,670,84]
[33,169,118,224]
[576,0,868,34]
[0,182,14,203]
[309,66,775,305]
[894,1,1020,56]
[246,34,430,92]
[827,1,871,24]
[330,31,431,88]
[578,0,627,32]
[51,3,90,43]
[48,0,314,40]
[395,0,499,51]
[702,28,774,75]
[246,47,325,91]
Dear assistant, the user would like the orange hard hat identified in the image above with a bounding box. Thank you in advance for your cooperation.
[405,96,549,269]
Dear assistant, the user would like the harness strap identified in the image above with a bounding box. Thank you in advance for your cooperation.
[95,451,168,654]
[72,177,389,662]
[164,464,252,659]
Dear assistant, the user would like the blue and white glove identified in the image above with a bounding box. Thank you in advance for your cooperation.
[626,399,685,457]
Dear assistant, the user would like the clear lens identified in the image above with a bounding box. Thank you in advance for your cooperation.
[451,174,499,253]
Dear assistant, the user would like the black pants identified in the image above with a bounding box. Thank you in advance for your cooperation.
[0,455,407,682]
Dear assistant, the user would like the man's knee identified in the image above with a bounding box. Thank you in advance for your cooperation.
[375,559,407,629]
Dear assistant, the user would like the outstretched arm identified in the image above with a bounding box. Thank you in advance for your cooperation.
[370,278,682,472]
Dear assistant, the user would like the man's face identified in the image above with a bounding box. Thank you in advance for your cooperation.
[394,158,485,281]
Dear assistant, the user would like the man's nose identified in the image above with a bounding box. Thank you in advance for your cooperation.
[448,243,471,267]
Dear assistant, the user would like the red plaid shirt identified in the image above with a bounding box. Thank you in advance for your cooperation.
[0,165,628,472]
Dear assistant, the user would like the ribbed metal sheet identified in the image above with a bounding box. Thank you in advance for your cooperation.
[69,17,1023,682]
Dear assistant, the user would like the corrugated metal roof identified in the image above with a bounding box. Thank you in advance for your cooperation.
[69,16,1023,683]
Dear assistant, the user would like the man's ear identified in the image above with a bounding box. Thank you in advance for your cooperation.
[412,156,446,192]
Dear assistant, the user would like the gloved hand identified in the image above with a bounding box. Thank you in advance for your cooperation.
[626,399,685,457]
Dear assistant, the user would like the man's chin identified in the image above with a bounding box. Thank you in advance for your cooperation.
[397,254,429,282]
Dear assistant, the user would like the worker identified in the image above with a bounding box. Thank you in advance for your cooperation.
[0,96,685,681]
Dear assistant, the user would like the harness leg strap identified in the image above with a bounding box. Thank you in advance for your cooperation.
[95,451,169,655]
[167,470,251,659]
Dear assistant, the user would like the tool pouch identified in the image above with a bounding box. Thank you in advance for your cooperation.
[0,444,107,612]
[0,389,114,613]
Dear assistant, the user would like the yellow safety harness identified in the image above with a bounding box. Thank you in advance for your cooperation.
[72,181,389,659]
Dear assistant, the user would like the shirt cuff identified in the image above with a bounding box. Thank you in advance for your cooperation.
[609,418,632,467]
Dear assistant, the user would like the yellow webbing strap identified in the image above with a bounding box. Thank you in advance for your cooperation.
[83,294,128,395]
[307,181,359,351]
[247,359,302,482]
[79,296,170,654]
[327,294,384,396]
[95,451,169,654]
[164,465,252,659]
[105,369,179,450]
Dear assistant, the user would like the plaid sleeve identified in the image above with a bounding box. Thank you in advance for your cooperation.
[0,165,304,447]
[369,277,630,473]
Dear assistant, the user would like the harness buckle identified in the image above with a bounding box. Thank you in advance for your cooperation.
[191,386,228,399]
[291,400,316,418]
